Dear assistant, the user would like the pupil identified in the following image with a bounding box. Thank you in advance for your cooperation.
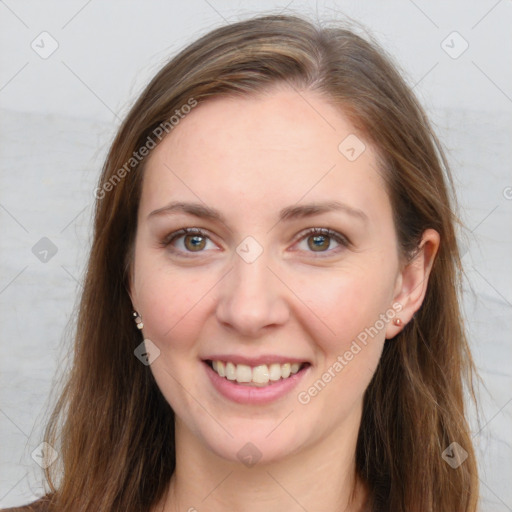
[309,235,329,251]
[186,235,205,251]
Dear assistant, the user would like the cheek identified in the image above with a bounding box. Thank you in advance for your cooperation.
[292,270,391,419]
[289,261,396,351]
[133,254,216,352]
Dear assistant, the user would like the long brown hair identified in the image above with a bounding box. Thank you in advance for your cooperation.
[41,13,479,512]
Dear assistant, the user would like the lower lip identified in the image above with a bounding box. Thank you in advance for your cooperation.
[204,361,309,405]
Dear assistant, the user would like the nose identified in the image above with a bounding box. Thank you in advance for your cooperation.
[215,249,290,338]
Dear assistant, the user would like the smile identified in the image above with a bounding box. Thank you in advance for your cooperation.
[208,360,306,386]
[203,357,311,404]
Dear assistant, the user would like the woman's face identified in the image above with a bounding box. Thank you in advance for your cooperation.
[130,86,408,464]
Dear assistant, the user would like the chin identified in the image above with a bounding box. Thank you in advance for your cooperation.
[193,414,313,467]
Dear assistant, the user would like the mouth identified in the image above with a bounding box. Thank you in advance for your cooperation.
[204,359,310,387]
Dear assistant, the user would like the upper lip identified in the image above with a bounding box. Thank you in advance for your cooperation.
[203,354,310,366]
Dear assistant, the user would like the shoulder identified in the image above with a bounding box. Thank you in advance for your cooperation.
[0,495,53,512]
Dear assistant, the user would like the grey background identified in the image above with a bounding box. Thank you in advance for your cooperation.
[1,0,511,509]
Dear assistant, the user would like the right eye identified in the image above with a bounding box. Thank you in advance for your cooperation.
[161,227,219,256]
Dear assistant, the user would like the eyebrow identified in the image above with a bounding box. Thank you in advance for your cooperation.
[148,200,368,224]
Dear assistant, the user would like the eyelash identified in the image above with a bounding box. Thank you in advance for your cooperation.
[161,227,349,258]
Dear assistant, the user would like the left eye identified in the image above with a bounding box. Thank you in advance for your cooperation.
[295,228,348,254]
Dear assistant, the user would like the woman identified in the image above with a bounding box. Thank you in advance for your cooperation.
[5,13,479,512]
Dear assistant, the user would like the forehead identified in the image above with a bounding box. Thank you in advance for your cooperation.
[140,87,391,225]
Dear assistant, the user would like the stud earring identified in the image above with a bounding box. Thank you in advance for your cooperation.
[133,311,144,330]
[393,318,403,327]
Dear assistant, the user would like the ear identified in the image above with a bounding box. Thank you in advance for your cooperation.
[385,228,440,339]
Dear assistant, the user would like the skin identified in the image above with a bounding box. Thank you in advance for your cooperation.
[129,85,440,512]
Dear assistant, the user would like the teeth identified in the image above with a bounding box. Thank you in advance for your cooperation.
[210,360,305,385]
[236,364,252,383]
[268,363,281,381]
[226,362,236,381]
[252,365,269,384]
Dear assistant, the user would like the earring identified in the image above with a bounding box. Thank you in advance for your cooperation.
[393,318,403,327]
[133,311,144,330]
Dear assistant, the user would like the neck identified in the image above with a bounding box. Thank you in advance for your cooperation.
[158,417,369,512]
